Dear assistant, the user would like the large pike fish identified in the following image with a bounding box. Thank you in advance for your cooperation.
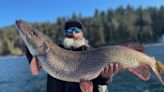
[16,20,164,87]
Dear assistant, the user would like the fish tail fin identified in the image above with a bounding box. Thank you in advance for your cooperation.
[151,60,164,86]
[156,60,164,73]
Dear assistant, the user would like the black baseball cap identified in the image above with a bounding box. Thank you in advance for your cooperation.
[64,21,83,30]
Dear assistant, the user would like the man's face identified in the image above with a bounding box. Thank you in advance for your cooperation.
[66,27,83,39]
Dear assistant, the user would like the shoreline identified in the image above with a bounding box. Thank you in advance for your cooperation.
[0,42,164,57]
[143,43,164,47]
[0,55,26,60]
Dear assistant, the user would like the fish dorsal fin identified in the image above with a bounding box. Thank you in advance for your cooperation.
[127,63,150,81]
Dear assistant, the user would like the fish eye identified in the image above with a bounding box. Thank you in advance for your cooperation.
[32,31,37,36]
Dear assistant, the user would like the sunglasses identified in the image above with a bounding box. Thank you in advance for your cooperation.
[66,28,81,33]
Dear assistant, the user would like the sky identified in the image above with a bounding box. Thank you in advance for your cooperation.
[0,0,164,28]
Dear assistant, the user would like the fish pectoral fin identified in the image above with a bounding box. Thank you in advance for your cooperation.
[80,80,93,92]
[127,64,150,81]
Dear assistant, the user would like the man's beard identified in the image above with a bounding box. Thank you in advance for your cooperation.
[63,37,88,49]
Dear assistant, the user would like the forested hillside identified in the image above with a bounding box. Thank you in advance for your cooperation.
[0,6,164,56]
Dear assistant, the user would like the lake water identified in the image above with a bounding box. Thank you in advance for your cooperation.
[0,44,164,92]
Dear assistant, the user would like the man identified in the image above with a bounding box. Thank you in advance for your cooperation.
[26,20,119,92]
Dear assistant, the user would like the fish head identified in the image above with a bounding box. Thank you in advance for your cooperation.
[16,20,49,55]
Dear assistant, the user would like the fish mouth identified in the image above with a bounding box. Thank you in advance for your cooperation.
[16,19,33,37]
[16,19,22,29]
[16,19,28,32]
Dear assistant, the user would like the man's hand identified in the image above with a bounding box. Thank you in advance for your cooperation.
[100,63,119,82]
[30,57,41,75]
